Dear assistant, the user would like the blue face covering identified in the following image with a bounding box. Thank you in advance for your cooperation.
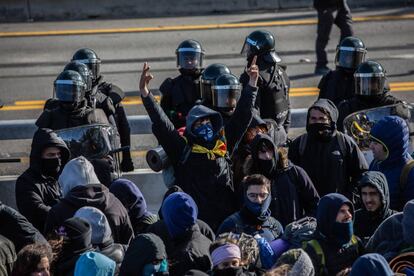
[142,259,168,276]
[193,122,214,142]
[244,193,271,220]
[332,221,354,247]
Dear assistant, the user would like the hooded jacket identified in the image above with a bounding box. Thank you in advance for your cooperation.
[142,85,257,230]
[303,193,363,276]
[0,235,15,276]
[74,206,126,272]
[350,253,393,276]
[16,128,70,231]
[354,171,397,243]
[119,233,167,276]
[369,116,414,210]
[45,157,134,245]
[75,251,116,276]
[0,202,48,253]
[275,248,315,276]
[109,178,158,234]
[289,99,368,199]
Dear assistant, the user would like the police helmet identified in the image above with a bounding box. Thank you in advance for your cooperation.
[212,73,242,113]
[72,48,101,82]
[200,63,231,106]
[54,70,87,103]
[241,30,281,63]
[335,36,367,70]
[354,60,386,96]
[176,39,205,70]
[64,61,93,92]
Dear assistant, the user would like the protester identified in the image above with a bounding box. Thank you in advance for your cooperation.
[217,174,283,242]
[349,253,393,276]
[74,251,116,276]
[267,248,315,276]
[354,171,397,244]
[44,156,134,245]
[289,98,368,200]
[119,233,169,276]
[0,235,16,276]
[109,178,158,234]
[369,115,414,210]
[16,128,70,231]
[12,243,52,276]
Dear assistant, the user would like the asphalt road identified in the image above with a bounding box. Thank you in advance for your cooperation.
[0,7,414,174]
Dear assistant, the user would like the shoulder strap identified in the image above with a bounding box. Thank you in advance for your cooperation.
[336,132,347,158]
[400,160,414,194]
[299,134,308,157]
[306,239,325,275]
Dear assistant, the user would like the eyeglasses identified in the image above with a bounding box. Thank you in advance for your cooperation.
[247,193,269,200]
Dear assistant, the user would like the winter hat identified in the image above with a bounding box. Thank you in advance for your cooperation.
[211,243,241,267]
[158,185,184,219]
[74,251,116,276]
[402,199,414,245]
[74,206,112,245]
[275,248,315,276]
[161,192,198,238]
[270,239,291,260]
[58,217,93,254]
[109,178,151,220]
[350,253,393,276]
[59,156,100,197]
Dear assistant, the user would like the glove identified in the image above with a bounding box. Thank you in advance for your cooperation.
[121,151,134,172]
[254,234,276,269]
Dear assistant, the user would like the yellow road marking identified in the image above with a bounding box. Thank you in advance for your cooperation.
[0,13,413,37]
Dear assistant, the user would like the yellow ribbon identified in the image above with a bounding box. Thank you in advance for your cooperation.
[191,139,227,160]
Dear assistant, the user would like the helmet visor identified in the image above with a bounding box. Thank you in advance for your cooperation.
[354,73,385,96]
[335,46,366,69]
[177,48,204,70]
[211,84,241,109]
[241,38,258,57]
[201,80,213,106]
[54,80,85,102]
[74,58,101,80]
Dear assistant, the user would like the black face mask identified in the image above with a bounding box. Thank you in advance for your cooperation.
[179,68,202,79]
[307,123,334,142]
[256,158,276,177]
[213,267,243,276]
[41,158,62,177]
[60,102,80,112]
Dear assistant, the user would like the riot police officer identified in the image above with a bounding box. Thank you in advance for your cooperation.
[72,48,134,172]
[200,63,231,109]
[318,36,367,106]
[239,30,291,133]
[337,60,402,130]
[36,70,108,130]
[160,39,205,129]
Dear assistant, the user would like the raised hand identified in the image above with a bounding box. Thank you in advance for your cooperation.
[247,55,259,87]
[139,62,154,97]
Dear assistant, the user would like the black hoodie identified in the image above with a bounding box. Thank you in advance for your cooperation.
[289,99,368,199]
[15,128,70,231]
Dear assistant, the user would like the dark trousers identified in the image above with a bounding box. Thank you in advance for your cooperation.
[315,1,354,68]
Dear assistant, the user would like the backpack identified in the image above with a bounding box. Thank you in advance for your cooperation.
[281,216,317,248]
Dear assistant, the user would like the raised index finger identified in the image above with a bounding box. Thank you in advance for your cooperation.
[251,55,257,67]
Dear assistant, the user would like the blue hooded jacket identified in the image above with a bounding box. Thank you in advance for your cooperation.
[350,253,393,276]
[74,251,116,276]
[161,192,198,238]
[369,115,414,210]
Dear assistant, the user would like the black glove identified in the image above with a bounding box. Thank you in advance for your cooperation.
[121,151,134,172]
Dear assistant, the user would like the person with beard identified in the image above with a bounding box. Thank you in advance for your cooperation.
[160,39,205,129]
[337,60,402,131]
[72,48,134,172]
[303,193,363,276]
[239,30,290,133]
[288,98,367,200]
[44,156,134,245]
[353,171,396,245]
[317,36,367,106]
[217,174,283,242]
[139,60,258,230]
[244,134,319,227]
[36,70,109,130]
[16,128,70,232]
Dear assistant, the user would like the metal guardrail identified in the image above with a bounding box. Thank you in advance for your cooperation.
[0,109,308,140]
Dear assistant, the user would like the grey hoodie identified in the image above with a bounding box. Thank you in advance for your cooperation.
[275,248,315,276]
[74,206,112,245]
[59,156,100,197]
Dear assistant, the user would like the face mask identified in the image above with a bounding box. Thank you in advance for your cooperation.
[194,122,214,142]
[244,193,271,220]
[142,259,168,276]
[41,158,62,177]
[307,123,333,142]
[213,267,243,276]
[60,102,79,112]
[332,221,354,247]
[256,159,276,177]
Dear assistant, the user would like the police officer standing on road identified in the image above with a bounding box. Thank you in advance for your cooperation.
[239,30,291,133]
[314,0,354,75]
[318,36,367,106]
[72,48,134,172]
[160,39,205,129]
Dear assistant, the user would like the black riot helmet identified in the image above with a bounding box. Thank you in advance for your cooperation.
[200,63,231,106]
[335,36,367,70]
[212,73,241,115]
[354,60,386,96]
[72,48,101,83]
[54,70,87,104]
[176,39,205,71]
[63,61,93,92]
[241,30,281,64]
